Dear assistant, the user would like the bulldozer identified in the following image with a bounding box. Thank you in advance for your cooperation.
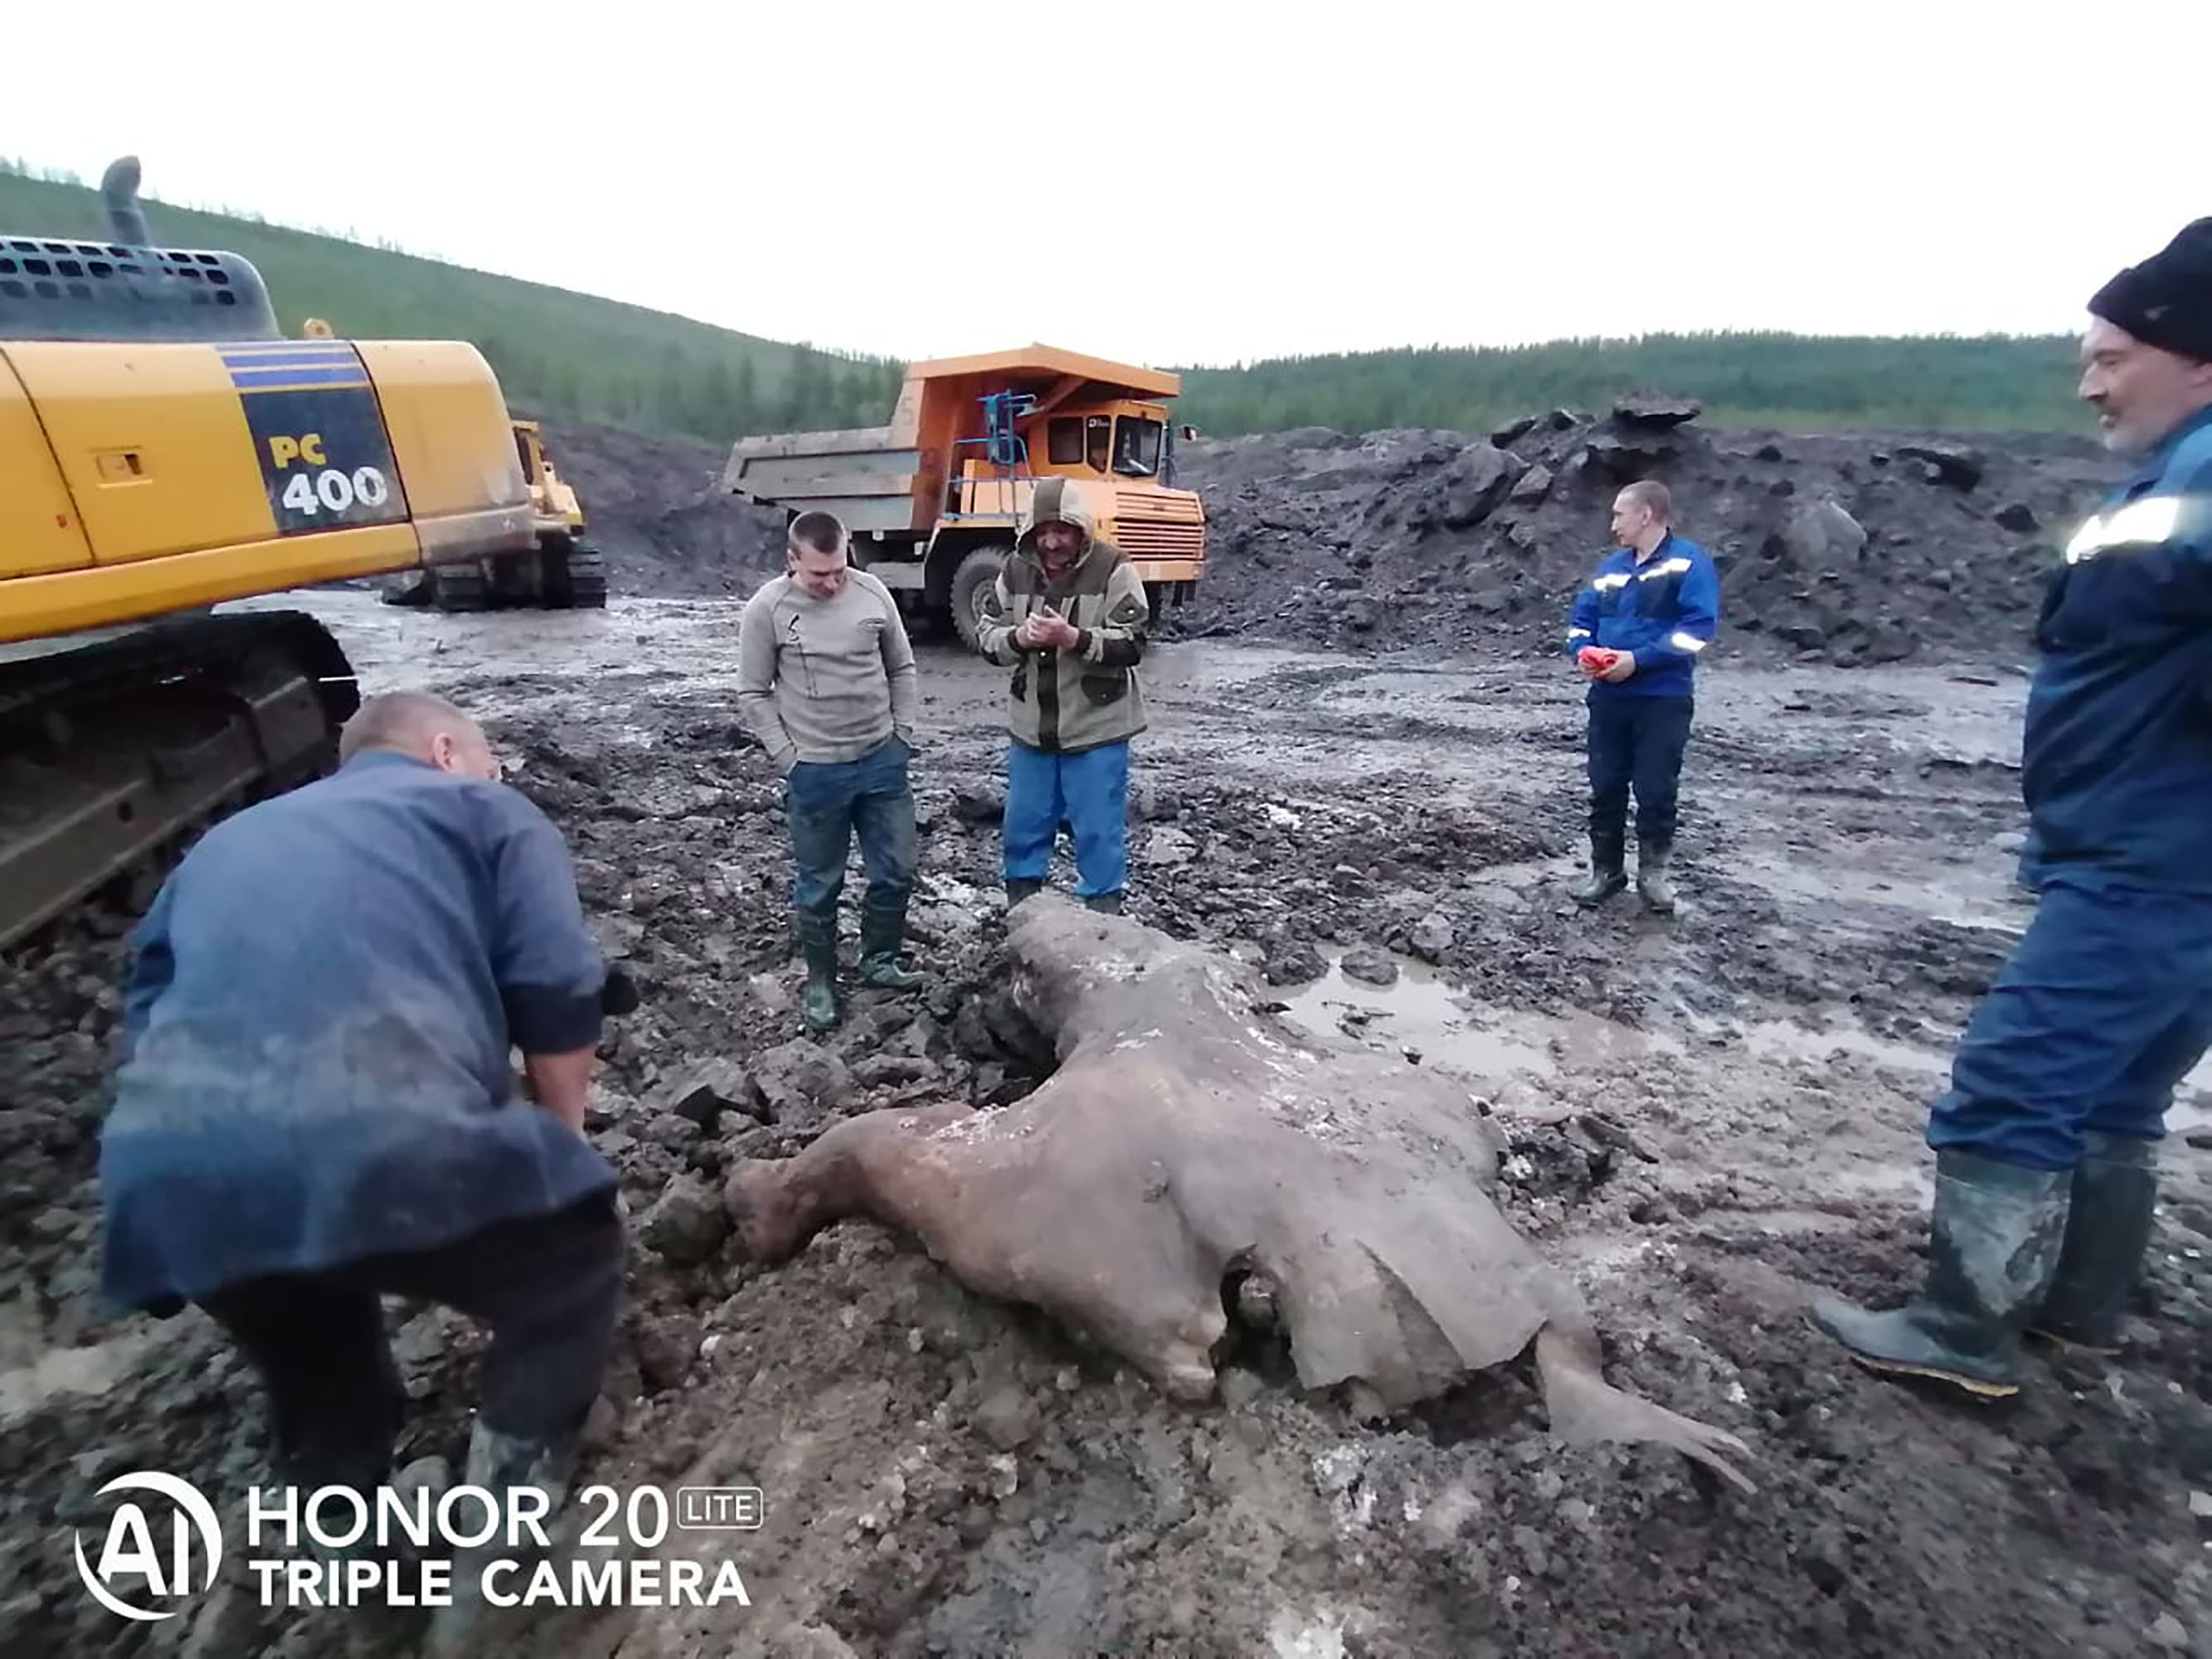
[377,414,608,611]
[0,156,565,951]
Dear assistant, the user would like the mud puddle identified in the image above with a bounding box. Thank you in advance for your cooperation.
[1279,950,1674,1090]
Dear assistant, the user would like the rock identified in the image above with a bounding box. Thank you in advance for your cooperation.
[1490,416,1539,448]
[1896,441,1985,490]
[974,1384,1040,1450]
[850,1054,936,1090]
[1218,1368,1266,1410]
[1782,499,1869,567]
[2146,1613,2188,1652]
[1408,911,1456,963]
[641,1173,730,1266]
[1584,431,1684,478]
[1996,501,2039,533]
[1755,441,1786,462]
[1144,827,1200,868]
[642,1112,704,1150]
[748,1039,852,1126]
[1339,946,1400,988]
[953,783,1005,825]
[1509,463,1553,506]
[1263,934,1328,986]
[1406,444,1519,533]
[634,1322,694,1392]
[1612,390,1702,427]
[659,1059,756,1128]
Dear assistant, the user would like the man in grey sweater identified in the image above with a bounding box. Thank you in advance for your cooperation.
[737,511,923,1030]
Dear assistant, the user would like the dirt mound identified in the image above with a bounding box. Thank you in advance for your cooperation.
[1167,399,2123,667]
[533,414,786,597]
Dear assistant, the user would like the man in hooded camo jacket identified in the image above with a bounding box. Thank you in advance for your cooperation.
[975,476,1150,912]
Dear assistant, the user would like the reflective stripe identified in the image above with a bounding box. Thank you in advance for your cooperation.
[1667,631,1709,654]
[1637,556,1694,580]
[2064,494,2182,564]
[1568,627,1593,640]
[1592,572,1633,591]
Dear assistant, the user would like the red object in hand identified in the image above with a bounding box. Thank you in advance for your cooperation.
[1578,646,1620,672]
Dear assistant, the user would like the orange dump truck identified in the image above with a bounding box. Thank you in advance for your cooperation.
[723,344,1206,650]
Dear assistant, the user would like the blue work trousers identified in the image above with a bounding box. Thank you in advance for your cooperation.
[1587,693,1694,851]
[1004,739,1130,901]
[1928,880,2212,1170]
[785,737,916,923]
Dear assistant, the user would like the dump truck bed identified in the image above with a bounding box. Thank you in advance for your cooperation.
[722,421,923,536]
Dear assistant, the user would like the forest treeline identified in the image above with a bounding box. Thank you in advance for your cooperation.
[1169,333,2085,437]
[4,161,2083,444]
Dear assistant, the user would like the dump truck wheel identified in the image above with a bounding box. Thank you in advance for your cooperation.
[950,545,1009,654]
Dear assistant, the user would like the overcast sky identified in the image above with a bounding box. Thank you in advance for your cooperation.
[9,3,2205,370]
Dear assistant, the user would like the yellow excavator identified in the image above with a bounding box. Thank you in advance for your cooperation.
[0,157,569,951]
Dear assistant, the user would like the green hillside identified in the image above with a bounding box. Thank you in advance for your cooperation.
[0,162,904,445]
[1172,332,2088,438]
[3,159,2088,443]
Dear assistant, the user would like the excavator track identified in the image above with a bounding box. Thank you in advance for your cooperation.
[0,611,359,956]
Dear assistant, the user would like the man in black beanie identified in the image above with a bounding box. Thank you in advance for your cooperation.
[1813,217,2212,1399]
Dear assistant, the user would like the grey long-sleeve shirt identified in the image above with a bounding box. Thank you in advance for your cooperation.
[736,570,919,772]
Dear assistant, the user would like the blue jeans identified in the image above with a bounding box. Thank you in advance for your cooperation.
[1928,880,2212,1170]
[1587,693,1694,851]
[1004,740,1130,900]
[785,737,916,926]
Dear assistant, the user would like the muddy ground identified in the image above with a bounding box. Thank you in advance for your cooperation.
[4,592,2210,1657]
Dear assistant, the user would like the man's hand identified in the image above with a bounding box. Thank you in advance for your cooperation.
[1599,650,1637,684]
[523,1046,597,1134]
[1017,610,1079,651]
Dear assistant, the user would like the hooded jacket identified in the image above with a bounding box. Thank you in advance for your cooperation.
[976,475,1150,752]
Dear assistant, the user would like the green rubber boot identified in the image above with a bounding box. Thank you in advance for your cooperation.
[423,1419,582,1656]
[795,908,840,1032]
[1571,834,1628,907]
[2028,1131,2159,1353]
[859,897,924,990]
[1638,844,1677,915]
[1808,1149,2069,1400]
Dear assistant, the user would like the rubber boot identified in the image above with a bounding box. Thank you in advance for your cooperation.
[1571,834,1628,907]
[1082,892,1125,915]
[1005,877,1045,907]
[795,908,840,1032]
[1638,845,1677,915]
[423,1419,582,1657]
[859,897,924,990]
[2027,1131,2159,1353]
[1808,1149,2070,1399]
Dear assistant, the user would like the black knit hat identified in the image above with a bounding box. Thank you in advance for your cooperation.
[2089,217,2212,362]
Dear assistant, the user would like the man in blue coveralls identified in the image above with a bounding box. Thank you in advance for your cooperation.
[1564,479,1722,914]
[1813,217,2212,1399]
[97,690,629,1532]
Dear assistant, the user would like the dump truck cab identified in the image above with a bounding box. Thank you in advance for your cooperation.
[725,344,1206,651]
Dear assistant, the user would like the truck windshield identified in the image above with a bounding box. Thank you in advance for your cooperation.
[1112,416,1162,478]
